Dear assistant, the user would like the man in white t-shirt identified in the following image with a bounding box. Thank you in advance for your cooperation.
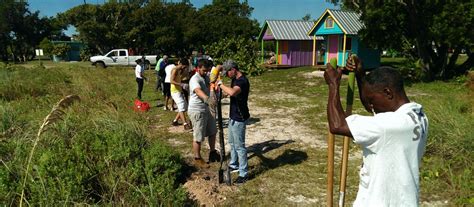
[324,57,428,207]
[188,59,220,169]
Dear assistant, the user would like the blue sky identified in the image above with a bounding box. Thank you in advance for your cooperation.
[28,0,339,35]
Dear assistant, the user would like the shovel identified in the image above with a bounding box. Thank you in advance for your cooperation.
[217,86,231,185]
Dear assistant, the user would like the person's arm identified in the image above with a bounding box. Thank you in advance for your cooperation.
[219,82,241,97]
[324,63,352,137]
[193,87,210,103]
[170,68,180,86]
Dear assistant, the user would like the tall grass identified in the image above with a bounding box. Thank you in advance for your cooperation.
[0,63,188,205]
[409,81,473,204]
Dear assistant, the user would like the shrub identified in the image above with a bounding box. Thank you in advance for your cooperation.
[51,43,71,60]
[397,59,425,83]
[80,46,93,62]
[38,38,53,56]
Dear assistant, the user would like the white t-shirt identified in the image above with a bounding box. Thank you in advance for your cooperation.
[164,64,175,83]
[188,73,210,113]
[135,64,143,79]
[346,102,428,207]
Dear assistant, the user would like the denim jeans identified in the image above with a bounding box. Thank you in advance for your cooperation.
[228,118,248,177]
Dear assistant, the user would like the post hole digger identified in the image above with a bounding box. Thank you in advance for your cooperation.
[217,86,232,185]
[326,54,357,207]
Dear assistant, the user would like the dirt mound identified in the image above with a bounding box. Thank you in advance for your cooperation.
[183,167,235,206]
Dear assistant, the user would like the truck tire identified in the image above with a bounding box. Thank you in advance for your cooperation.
[95,62,106,68]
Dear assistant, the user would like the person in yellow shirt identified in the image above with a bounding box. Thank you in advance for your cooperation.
[170,58,191,130]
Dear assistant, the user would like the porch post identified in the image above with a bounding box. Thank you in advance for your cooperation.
[313,35,316,66]
[342,34,347,66]
[276,40,279,64]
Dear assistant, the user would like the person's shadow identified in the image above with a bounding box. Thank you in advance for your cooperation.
[245,140,308,179]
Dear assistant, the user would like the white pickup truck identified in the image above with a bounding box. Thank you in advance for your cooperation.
[90,49,157,68]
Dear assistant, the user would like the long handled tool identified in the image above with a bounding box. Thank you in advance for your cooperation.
[327,58,338,206]
[338,54,357,207]
[217,87,231,185]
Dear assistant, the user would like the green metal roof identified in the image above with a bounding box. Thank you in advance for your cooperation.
[258,20,323,41]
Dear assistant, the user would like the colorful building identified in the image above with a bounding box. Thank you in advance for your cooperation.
[308,9,380,69]
[257,20,323,67]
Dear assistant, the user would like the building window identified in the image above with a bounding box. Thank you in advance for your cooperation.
[340,37,352,51]
[325,17,334,28]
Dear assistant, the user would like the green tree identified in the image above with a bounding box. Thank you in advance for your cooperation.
[204,36,263,76]
[0,0,64,62]
[195,0,260,48]
[333,0,474,81]
[61,2,139,54]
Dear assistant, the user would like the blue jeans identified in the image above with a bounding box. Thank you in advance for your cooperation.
[228,118,248,177]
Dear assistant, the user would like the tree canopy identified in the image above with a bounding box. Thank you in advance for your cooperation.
[333,0,473,80]
[0,0,260,61]
[60,0,259,57]
[0,0,67,62]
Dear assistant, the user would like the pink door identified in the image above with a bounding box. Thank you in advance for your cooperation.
[328,35,338,62]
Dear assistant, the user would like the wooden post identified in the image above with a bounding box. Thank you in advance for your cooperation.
[313,35,316,66]
[327,128,335,207]
[339,35,354,206]
[276,40,279,64]
[261,39,265,64]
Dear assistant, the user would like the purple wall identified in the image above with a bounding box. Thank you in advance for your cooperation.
[279,40,312,66]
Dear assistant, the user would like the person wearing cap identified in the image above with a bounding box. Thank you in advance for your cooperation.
[135,58,147,100]
[218,59,250,184]
[188,59,220,168]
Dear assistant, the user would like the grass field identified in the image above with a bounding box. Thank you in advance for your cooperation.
[1,60,472,205]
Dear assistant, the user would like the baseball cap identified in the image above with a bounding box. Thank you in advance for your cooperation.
[222,59,238,73]
[163,55,168,59]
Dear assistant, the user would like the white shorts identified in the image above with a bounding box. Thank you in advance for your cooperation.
[171,92,187,112]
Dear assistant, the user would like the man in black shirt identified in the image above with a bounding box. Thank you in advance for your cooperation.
[219,60,250,184]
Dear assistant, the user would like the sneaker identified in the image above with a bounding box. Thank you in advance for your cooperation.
[229,166,239,173]
[234,176,248,185]
[193,158,210,169]
[172,120,179,126]
[208,150,221,163]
